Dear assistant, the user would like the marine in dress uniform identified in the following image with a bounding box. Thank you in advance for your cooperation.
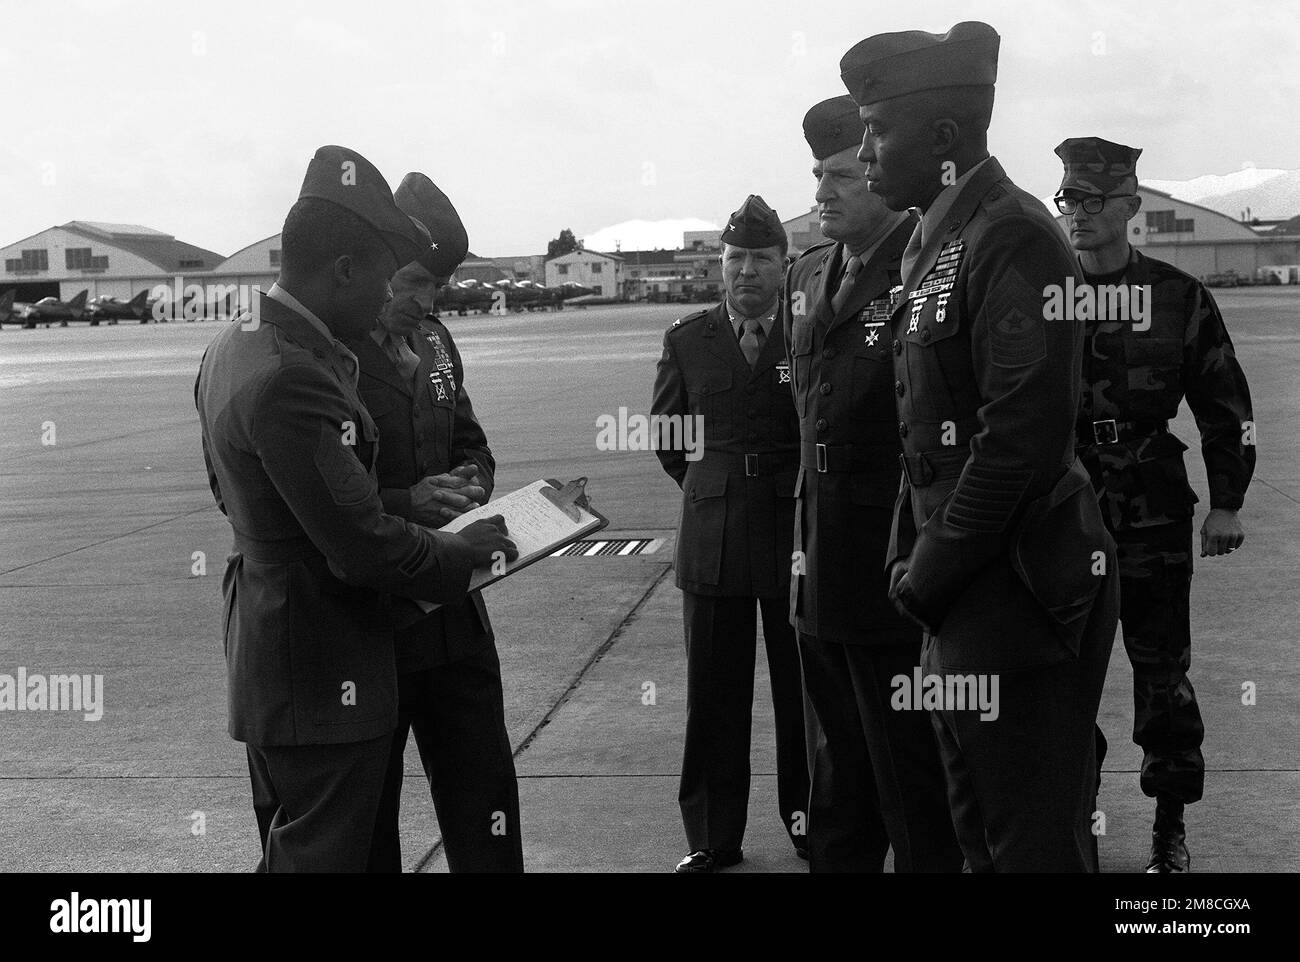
[652,195,810,873]
[195,146,515,872]
[354,174,523,873]
[841,24,1121,871]
[1054,138,1256,872]
[785,96,960,872]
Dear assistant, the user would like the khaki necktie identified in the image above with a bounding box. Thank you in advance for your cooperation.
[830,254,863,316]
[900,220,924,288]
[385,332,420,384]
[738,318,764,368]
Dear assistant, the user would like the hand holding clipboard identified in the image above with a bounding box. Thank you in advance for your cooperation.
[414,477,609,612]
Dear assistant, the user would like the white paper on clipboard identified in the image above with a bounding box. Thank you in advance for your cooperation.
[414,478,606,613]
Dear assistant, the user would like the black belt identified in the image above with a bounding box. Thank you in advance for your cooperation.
[1077,418,1169,447]
[696,448,799,477]
[899,449,969,487]
[800,441,898,474]
[232,533,320,563]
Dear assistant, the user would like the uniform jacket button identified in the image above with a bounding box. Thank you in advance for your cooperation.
[895,380,905,397]
[816,418,828,432]
[893,339,902,355]
[920,328,932,343]
[823,348,836,360]
[898,421,909,438]
[820,383,832,395]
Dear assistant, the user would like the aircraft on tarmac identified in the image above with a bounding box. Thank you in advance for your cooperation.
[87,290,152,324]
[434,278,497,314]
[494,278,545,308]
[434,279,597,315]
[18,289,90,327]
[541,281,597,308]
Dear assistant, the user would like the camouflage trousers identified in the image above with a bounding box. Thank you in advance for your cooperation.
[1113,520,1205,804]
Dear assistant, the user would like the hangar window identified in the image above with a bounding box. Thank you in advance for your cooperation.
[558,264,569,275]
[269,249,281,267]
[5,248,49,272]
[1146,211,1176,234]
[1174,218,1194,233]
[591,263,603,274]
[66,248,109,269]
[179,258,204,269]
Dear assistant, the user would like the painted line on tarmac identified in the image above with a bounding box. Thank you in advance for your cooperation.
[412,561,674,874]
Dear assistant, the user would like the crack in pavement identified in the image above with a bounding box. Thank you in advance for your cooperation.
[0,504,214,577]
[411,562,674,873]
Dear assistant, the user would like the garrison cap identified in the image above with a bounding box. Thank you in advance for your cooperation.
[393,172,470,277]
[1055,137,1142,197]
[840,21,1000,107]
[803,95,866,159]
[297,145,431,270]
[722,194,786,249]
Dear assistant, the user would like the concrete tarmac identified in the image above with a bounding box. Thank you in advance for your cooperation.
[0,293,1296,872]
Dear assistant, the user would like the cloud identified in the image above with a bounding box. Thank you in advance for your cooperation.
[583,218,719,252]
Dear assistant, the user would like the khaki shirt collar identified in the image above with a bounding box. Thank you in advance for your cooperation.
[724,297,778,340]
[918,157,990,248]
[267,283,359,386]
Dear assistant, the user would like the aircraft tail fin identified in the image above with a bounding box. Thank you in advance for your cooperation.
[70,290,89,310]
[128,289,149,308]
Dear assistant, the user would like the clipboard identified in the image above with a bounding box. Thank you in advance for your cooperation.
[414,477,609,613]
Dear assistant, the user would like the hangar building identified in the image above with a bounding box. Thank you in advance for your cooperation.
[0,221,223,304]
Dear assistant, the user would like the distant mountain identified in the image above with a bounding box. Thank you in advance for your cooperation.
[1142,167,1287,203]
[1142,168,1300,221]
[583,218,719,253]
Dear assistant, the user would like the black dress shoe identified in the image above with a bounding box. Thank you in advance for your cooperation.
[674,848,743,873]
[1145,798,1190,873]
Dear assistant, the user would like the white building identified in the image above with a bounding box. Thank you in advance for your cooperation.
[209,233,281,307]
[0,221,223,304]
[543,249,623,298]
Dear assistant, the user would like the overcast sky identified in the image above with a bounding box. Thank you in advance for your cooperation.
[1,0,1295,258]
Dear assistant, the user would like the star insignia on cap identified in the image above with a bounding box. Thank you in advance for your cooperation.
[430,242,439,251]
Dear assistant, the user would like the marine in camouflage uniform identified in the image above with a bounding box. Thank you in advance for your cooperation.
[1055,137,1256,873]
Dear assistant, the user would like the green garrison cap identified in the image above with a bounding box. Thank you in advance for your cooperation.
[840,21,1000,107]
[394,172,470,276]
[297,145,431,269]
[722,194,786,249]
[1055,137,1143,197]
[803,95,866,159]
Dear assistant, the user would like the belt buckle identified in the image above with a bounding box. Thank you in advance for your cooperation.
[815,443,828,473]
[744,453,758,477]
[1092,419,1119,445]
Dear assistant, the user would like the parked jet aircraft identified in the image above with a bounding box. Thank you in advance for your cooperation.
[88,290,151,324]
[19,290,89,327]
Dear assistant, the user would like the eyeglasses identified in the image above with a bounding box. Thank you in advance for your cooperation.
[1054,194,1134,215]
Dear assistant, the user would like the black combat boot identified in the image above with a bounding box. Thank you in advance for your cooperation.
[1145,796,1190,873]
